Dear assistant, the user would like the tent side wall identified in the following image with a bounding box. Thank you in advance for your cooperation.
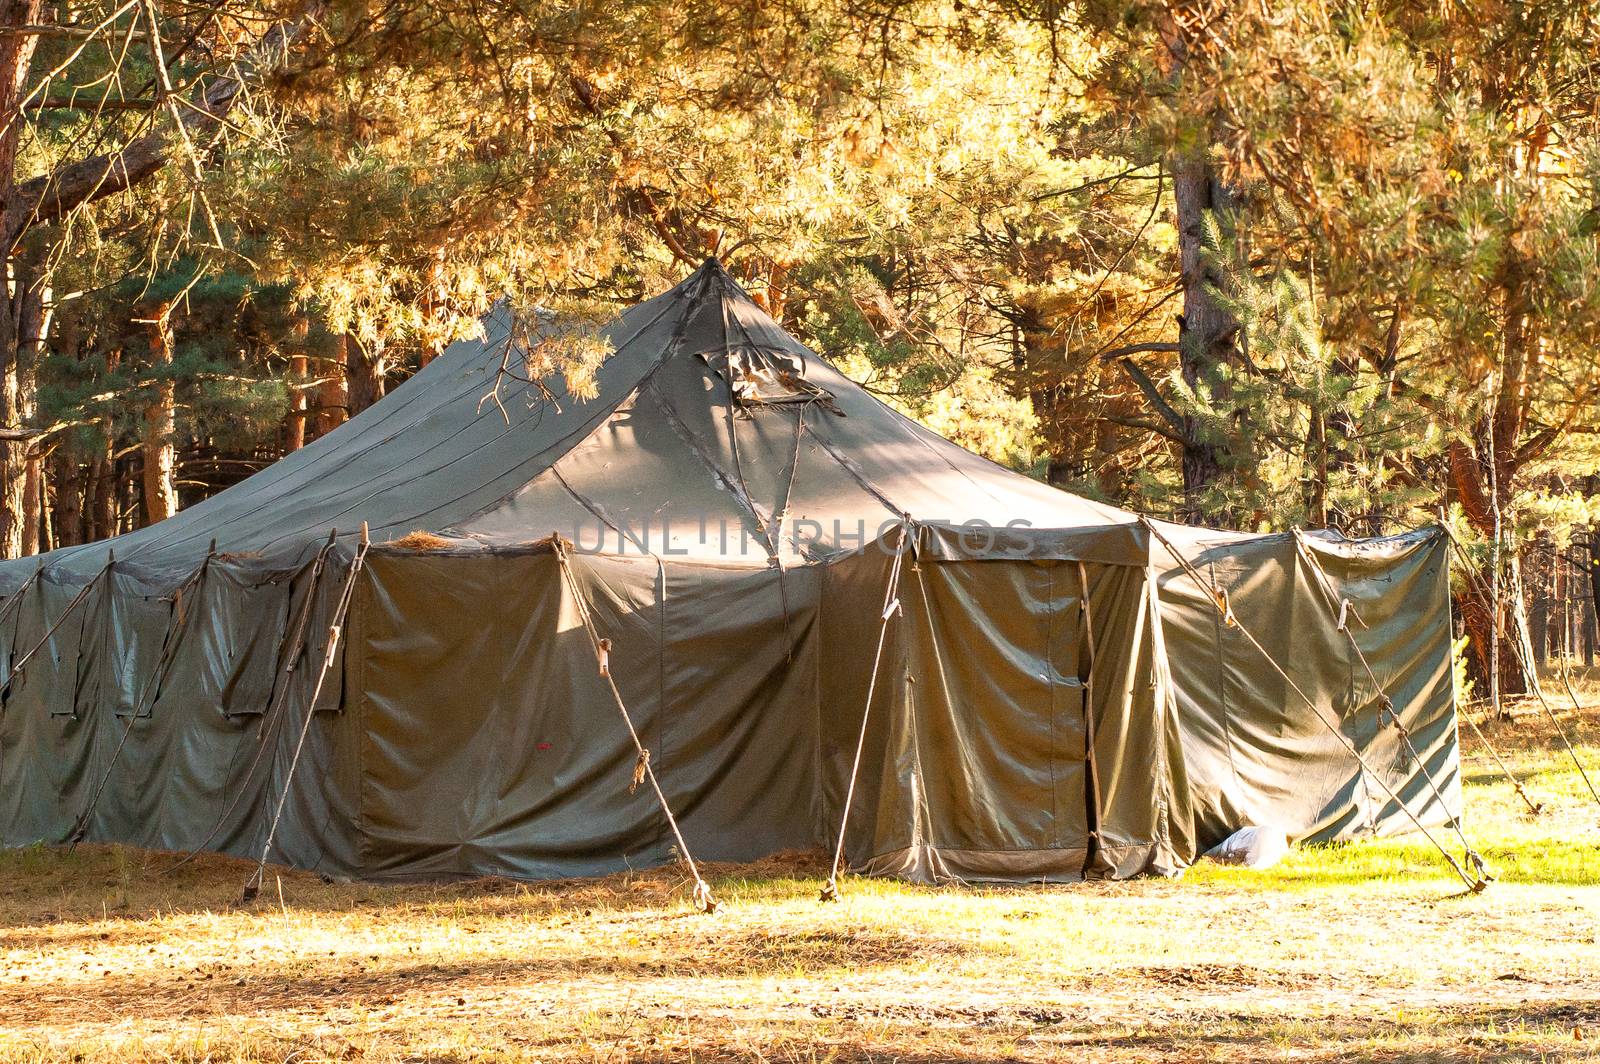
[1157,530,1458,851]
[0,553,364,875]
[823,550,1191,883]
[346,549,824,880]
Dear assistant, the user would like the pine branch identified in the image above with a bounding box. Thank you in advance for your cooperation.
[8,4,317,239]
[1107,355,1193,443]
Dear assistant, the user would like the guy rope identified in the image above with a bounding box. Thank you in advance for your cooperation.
[820,520,911,903]
[242,525,371,902]
[550,534,717,914]
[1143,517,1491,893]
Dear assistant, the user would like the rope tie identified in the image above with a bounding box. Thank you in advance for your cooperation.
[551,535,717,914]
[821,520,912,903]
[242,528,370,903]
[1210,586,1237,628]
[1150,519,1489,893]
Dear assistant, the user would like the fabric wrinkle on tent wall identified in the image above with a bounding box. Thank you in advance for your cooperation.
[253,531,341,739]
[1145,517,1489,893]
[1439,519,1600,812]
[5,550,114,700]
[552,534,717,914]
[67,543,219,848]
[165,534,344,876]
[1077,560,1106,873]
[0,559,44,697]
[243,523,371,903]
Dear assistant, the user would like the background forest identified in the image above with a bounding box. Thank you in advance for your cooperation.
[0,0,1595,695]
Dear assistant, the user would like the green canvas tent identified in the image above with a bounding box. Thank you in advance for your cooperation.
[0,260,1460,883]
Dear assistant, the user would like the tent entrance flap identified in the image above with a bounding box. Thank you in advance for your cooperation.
[851,556,1177,876]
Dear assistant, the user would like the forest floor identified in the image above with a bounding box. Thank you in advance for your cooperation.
[1,676,1598,1063]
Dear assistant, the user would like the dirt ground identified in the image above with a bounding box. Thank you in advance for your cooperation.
[1,693,1598,1062]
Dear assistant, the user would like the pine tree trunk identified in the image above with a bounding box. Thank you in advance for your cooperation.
[346,334,386,416]
[1585,530,1600,665]
[88,447,114,541]
[50,450,82,548]
[1529,535,1550,666]
[16,278,46,555]
[1170,152,1241,523]
[315,347,349,437]
[0,299,25,558]
[0,273,46,558]
[284,353,308,451]
[142,310,179,525]
[0,0,43,558]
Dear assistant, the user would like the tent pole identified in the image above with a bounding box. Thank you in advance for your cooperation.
[1144,517,1489,893]
[552,534,719,914]
[242,525,370,902]
[820,522,910,903]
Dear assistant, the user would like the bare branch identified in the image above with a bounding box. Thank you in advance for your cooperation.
[1095,341,1180,361]
[1107,355,1193,443]
[0,24,150,41]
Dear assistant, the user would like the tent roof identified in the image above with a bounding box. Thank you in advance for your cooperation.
[15,260,1148,581]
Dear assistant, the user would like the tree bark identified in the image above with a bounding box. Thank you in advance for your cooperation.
[315,347,348,437]
[284,352,308,451]
[50,449,81,548]
[1169,152,1242,524]
[346,334,386,416]
[0,263,44,557]
[141,307,179,525]
[1529,535,1550,666]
